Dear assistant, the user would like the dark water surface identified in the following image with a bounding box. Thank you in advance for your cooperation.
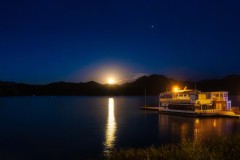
[0,96,240,159]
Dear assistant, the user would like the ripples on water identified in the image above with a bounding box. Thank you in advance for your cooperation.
[0,96,240,159]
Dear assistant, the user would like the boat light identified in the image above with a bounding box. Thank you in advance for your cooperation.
[172,86,179,93]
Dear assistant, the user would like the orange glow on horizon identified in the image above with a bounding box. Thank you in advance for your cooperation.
[74,62,134,84]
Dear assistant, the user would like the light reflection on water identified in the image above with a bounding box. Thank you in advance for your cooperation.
[0,96,240,159]
[158,114,240,143]
[104,98,117,155]
[192,118,236,142]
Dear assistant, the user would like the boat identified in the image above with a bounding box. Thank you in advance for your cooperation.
[158,86,239,117]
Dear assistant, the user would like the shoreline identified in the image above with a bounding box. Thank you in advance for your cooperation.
[107,134,240,160]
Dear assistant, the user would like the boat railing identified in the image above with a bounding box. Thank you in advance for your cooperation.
[160,100,195,104]
[195,109,220,113]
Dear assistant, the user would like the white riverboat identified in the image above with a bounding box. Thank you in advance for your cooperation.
[158,86,234,116]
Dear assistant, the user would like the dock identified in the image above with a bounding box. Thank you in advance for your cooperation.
[140,107,161,111]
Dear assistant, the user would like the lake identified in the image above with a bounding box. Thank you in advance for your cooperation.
[0,96,240,159]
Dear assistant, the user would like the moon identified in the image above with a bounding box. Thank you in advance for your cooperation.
[107,78,115,84]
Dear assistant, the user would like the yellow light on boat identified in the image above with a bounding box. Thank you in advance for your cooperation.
[172,86,179,92]
[107,78,115,84]
[195,118,200,124]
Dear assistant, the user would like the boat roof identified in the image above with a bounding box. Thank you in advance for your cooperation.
[160,90,229,95]
[160,89,200,95]
[202,91,229,94]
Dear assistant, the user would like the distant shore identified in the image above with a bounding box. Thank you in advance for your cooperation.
[1,74,240,96]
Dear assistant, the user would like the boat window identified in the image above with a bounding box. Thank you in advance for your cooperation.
[220,93,223,97]
[206,93,211,99]
[160,94,173,98]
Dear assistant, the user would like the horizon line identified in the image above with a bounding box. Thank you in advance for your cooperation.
[0,74,239,85]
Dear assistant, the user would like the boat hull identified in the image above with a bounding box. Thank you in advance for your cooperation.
[159,109,218,117]
[159,109,240,118]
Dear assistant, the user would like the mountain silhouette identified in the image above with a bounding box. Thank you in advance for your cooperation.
[0,74,240,96]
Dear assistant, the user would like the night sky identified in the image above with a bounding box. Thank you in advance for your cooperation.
[1,0,240,84]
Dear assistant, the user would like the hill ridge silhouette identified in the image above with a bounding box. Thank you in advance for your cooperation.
[0,74,240,96]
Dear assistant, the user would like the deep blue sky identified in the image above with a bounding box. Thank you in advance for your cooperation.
[0,0,240,84]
